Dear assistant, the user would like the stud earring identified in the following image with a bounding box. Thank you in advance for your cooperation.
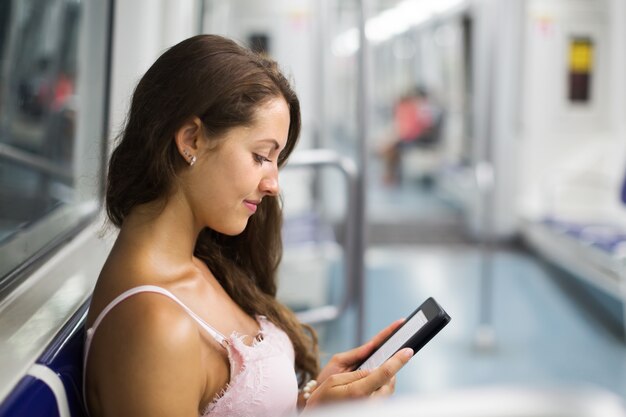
[182,149,196,166]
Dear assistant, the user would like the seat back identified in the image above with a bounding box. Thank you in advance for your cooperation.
[0,301,90,417]
[415,109,445,147]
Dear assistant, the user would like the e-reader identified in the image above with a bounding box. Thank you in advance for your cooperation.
[354,297,450,371]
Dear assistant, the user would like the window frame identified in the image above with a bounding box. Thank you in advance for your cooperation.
[0,0,114,301]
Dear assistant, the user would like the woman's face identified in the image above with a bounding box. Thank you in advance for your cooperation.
[188,97,290,235]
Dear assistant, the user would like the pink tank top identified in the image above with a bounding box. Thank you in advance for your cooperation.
[83,285,299,417]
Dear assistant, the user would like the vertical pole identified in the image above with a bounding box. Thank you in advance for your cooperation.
[313,0,326,150]
[312,0,327,213]
[197,0,205,35]
[473,0,499,351]
[609,0,626,341]
[355,0,369,345]
[474,162,496,350]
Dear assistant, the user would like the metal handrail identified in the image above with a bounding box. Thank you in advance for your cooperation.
[0,142,72,181]
[284,149,361,335]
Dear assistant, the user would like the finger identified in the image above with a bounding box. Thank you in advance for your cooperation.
[306,370,371,405]
[366,319,406,352]
[329,319,406,368]
[371,383,394,398]
[349,348,412,394]
[371,375,396,398]
[331,344,369,366]
[382,375,396,391]
[344,318,407,363]
[325,369,370,388]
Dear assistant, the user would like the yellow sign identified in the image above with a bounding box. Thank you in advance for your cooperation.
[569,39,593,73]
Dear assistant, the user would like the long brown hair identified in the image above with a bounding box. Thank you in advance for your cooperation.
[106,34,319,386]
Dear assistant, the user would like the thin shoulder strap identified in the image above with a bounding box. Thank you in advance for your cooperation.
[87,285,228,344]
[82,285,227,414]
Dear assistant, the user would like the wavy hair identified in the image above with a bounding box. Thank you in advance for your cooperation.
[106,34,318,385]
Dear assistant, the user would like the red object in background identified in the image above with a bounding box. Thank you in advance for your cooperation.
[52,73,73,111]
[395,98,433,143]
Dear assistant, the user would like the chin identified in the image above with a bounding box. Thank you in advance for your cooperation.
[206,212,251,236]
[219,221,249,236]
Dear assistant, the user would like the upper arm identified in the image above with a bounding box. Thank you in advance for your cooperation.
[88,295,207,417]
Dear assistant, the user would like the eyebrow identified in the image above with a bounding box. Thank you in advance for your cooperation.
[260,139,281,150]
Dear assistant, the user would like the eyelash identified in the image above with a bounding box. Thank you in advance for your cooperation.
[253,153,272,165]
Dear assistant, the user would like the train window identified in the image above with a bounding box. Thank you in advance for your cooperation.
[0,0,111,295]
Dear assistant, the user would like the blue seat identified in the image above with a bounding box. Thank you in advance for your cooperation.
[579,225,626,254]
[0,301,90,417]
[542,217,626,255]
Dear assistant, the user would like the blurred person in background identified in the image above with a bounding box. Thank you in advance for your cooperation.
[379,86,439,185]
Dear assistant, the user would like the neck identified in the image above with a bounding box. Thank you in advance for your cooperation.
[117,191,201,264]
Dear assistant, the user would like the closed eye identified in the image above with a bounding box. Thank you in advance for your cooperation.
[253,153,272,165]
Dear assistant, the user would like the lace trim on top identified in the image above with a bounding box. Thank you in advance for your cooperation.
[201,317,270,415]
[201,316,297,417]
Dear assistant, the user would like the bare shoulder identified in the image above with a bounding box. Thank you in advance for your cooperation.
[87,246,197,325]
[86,293,206,417]
[102,290,201,351]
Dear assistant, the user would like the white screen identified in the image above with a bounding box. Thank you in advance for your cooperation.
[358,310,428,371]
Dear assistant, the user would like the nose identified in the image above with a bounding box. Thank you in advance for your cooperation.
[259,170,279,196]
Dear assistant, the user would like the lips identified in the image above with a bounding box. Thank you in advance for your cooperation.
[243,200,260,213]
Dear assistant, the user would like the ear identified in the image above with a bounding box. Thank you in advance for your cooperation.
[174,117,203,163]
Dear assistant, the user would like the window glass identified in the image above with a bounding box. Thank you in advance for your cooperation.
[0,0,110,293]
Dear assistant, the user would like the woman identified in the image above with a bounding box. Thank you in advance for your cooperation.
[83,34,412,417]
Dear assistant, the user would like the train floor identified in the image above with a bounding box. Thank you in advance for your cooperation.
[302,160,626,402]
[316,245,626,400]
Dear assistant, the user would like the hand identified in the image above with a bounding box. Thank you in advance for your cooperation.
[302,348,413,410]
[316,318,406,384]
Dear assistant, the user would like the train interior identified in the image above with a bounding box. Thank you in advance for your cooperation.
[1,0,626,416]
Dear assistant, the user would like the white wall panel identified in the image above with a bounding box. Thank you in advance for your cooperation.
[108,0,199,145]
